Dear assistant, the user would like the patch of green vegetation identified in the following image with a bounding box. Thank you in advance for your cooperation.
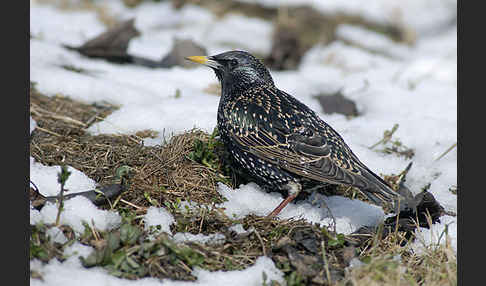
[79,219,155,278]
[171,215,192,234]
[327,233,346,248]
[164,197,182,212]
[174,89,182,99]
[284,271,306,286]
[321,227,346,249]
[77,210,213,280]
[55,165,71,226]
[117,207,139,224]
[30,227,50,261]
[143,191,160,207]
[187,127,232,186]
[161,238,206,268]
[187,127,221,169]
[30,224,72,263]
[267,224,290,240]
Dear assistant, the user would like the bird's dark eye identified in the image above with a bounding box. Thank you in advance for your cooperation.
[228,59,238,69]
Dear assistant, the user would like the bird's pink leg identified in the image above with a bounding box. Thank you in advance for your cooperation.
[266,193,298,218]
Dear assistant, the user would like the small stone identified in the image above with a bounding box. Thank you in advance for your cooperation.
[160,38,207,68]
[314,91,359,117]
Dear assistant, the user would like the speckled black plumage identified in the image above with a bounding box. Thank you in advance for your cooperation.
[188,50,402,214]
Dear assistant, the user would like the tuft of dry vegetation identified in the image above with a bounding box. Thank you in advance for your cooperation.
[369,124,415,160]
[125,128,229,208]
[341,223,456,286]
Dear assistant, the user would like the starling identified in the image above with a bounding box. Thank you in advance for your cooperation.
[186,50,405,217]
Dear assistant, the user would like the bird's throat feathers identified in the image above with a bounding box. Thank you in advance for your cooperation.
[216,67,274,101]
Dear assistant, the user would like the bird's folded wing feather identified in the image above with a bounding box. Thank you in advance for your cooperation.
[224,91,374,190]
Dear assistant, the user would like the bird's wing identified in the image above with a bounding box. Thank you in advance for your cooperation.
[224,88,398,205]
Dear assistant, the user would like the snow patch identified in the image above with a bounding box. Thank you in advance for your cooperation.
[143,206,175,236]
[30,157,97,197]
[217,183,385,234]
[173,233,226,245]
[30,196,121,234]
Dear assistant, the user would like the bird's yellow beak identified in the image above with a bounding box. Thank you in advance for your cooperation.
[185,56,222,69]
[185,56,209,65]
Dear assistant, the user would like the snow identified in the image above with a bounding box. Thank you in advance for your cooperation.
[228,224,249,235]
[218,182,385,234]
[46,226,68,244]
[30,157,98,197]
[31,243,283,286]
[30,116,37,134]
[63,242,95,259]
[347,257,365,269]
[172,233,226,245]
[30,0,456,284]
[30,196,122,234]
[204,14,273,55]
[30,255,284,286]
[411,215,457,253]
[335,24,412,60]
[191,257,285,286]
[144,206,227,245]
[143,206,176,236]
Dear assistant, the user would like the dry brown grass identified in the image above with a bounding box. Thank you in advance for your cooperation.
[341,234,456,286]
[125,129,227,208]
[30,83,227,211]
[338,211,457,286]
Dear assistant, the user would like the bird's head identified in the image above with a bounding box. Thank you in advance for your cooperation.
[186,50,274,94]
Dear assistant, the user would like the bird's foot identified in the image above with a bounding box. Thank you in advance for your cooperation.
[266,182,301,218]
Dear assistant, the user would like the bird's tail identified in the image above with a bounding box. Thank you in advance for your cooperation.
[360,168,413,213]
